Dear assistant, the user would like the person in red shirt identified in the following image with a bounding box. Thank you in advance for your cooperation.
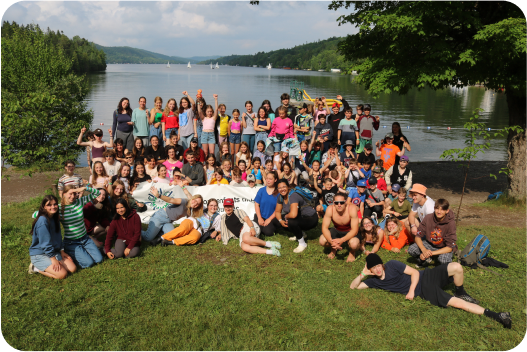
[375,132,405,170]
[371,166,387,196]
[183,137,206,164]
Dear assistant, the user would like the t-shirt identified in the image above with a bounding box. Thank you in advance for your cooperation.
[392,199,412,217]
[254,187,279,219]
[321,152,338,167]
[103,161,122,178]
[58,173,84,192]
[132,174,151,185]
[218,114,231,136]
[225,212,244,237]
[178,108,195,137]
[338,119,358,136]
[366,188,384,206]
[294,114,314,138]
[210,178,229,185]
[371,178,387,192]
[236,152,252,165]
[163,160,179,181]
[379,144,401,170]
[314,123,333,140]
[230,180,248,187]
[281,192,316,217]
[321,185,339,206]
[165,144,185,162]
[111,175,130,193]
[412,196,435,222]
[340,151,357,168]
[89,175,109,188]
[357,151,375,167]
[348,188,366,207]
[145,145,166,162]
[165,198,188,222]
[364,260,423,296]
[243,112,256,135]
[360,168,372,180]
[161,111,179,129]
[152,176,170,184]
[346,170,361,188]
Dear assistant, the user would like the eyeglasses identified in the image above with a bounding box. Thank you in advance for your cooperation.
[334,201,346,205]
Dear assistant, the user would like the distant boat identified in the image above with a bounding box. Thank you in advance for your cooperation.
[167,61,170,68]
[318,69,325,72]
[215,62,219,69]
[187,62,191,69]
[267,63,272,70]
[283,67,291,70]
[253,65,258,68]
[330,68,341,73]
[210,62,214,69]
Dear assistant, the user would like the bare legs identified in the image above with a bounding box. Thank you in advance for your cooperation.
[319,235,361,262]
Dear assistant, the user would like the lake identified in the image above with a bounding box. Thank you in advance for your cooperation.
[81,64,509,166]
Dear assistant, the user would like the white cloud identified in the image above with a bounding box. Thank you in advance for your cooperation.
[1,1,358,56]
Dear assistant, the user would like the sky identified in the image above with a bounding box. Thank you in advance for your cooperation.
[1,1,358,57]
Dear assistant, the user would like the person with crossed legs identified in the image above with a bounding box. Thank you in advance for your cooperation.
[319,192,360,262]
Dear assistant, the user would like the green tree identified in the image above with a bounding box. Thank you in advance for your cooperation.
[1,24,93,168]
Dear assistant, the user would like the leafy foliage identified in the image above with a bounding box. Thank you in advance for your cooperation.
[2,21,106,74]
[95,44,191,64]
[1,24,94,168]
[207,37,353,70]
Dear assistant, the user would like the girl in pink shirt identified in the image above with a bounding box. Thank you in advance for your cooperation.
[268,107,295,156]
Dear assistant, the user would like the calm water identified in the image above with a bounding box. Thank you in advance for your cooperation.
[80,64,509,166]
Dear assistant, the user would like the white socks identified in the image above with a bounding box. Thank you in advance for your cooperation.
[298,237,307,247]
[266,249,273,255]
[265,241,272,248]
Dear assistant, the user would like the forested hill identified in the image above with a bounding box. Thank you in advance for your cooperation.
[1,21,106,74]
[95,45,220,64]
[202,37,351,71]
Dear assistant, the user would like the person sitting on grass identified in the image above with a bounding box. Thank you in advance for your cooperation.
[83,188,112,249]
[347,179,368,219]
[197,198,222,243]
[407,184,435,241]
[108,180,147,216]
[407,198,457,267]
[28,195,77,279]
[358,217,384,256]
[381,216,412,253]
[319,192,360,262]
[275,179,319,253]
[104,199,142,259]
[315,177,339,218]
[350,253,512,329]
[220,198,281,256]
[384,186,412,231]
[363,177,385,223]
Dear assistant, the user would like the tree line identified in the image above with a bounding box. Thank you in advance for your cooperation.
[2,21,106,74]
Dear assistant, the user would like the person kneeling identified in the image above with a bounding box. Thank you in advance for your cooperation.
[350,253,512,329]
[407,199,456,267]
[220,198,281,256]
[105,199,142,259]
[319,193,360,262]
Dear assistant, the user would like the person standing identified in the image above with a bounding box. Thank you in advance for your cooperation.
[149,96,164,146]
[161,98,179,145]
[131,96,150,147]
[326,95,350,142]
[274,93,297,120]
[254,107,271,149]
[241,101,256,154]
[112,97,135,152]
[293,103,314,143]
[178,92,196,149]
[356,104,380,154]
[375,133,405,171]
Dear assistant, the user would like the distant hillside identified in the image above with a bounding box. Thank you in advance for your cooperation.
[189,55,221,63]
[94,45,221,64]
[201,37,352,71]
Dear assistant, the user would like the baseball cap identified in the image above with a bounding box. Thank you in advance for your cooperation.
[372,166,382,173]
[391,184,401,192]
[224,198,234,206]
[409,184,427,196]
[247,174,256,182]
[357,179,367,187]
[363,104,371,111]
[385,133,394,139]
[368,177,377,185]
[191,137,199,143]
[332,102,339,108]
[344,140,354,146]
[364,143,373,150]
[400,155,409,162]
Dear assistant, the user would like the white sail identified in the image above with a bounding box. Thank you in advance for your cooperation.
[210,62,213,69]
[267,63,272,70]
[167,61,170,68]
[215,62,219,69]
[187,62,191,68]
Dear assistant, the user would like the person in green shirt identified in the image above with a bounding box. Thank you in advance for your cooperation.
[132,96,150,147]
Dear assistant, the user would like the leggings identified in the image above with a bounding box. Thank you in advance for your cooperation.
[161,219,201,245]
[253,215,281,237]
[282,212,319,239]
[111,239,141,258]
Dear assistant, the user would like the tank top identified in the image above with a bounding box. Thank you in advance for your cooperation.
[334,221,352,232]
[257,118,267,127]
[202,117,216,130]
[154,112,163,124]
[251,168,262,181]
[92,145,105,159]
[231,120,241,131]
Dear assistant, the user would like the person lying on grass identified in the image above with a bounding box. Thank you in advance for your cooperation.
[319,192,360,262]
[29,195,77,279]
[350,253,512,329]
[220,198,281,256]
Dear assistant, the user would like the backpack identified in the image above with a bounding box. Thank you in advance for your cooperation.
[278,186,317,211]
[455,234,502,276]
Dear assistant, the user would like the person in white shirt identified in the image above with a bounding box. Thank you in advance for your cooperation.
[102,150,121,178]
[407,184,435,241]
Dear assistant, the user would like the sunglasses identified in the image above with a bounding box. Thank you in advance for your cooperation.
[334,201,346,205]
[95,134,103,137]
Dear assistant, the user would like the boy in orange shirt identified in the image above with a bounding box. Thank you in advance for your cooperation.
[375,133,405,170]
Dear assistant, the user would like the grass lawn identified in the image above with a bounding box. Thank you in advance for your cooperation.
[2,196,526,350]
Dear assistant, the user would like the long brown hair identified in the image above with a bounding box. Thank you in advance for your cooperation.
[163,98,179,117]
[132,137,145,159]
[92,161,109,185]
[187,194,204,218]
[60,185,77,221]
[30,195,60,235]
[359,217,381,247]
[110,180,129,203]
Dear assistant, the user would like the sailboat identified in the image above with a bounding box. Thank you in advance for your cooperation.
[210,62,214,69]
[187,62,191,69]
[267,63,272,70]
[166,61,170,68]
[215,62,219,69]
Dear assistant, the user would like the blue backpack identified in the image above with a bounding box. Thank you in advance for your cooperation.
[278,186,317,210]
[456,234,501,276]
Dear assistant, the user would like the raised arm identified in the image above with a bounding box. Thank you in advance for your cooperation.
[103,129,114,148]
[213,94,219,120]
[76,126,91,147]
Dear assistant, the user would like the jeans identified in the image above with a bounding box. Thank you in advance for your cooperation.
[141,209,175,242]
[165,128,178,142]
[196,124,203,148]
[180,135,194,150]
[254,132,268,150]
[273,142,282,153]
[150,125,163,147]
[242,134,256,154]
[134,135,149,147]
[116,130,134,152]
[63,235,104,269]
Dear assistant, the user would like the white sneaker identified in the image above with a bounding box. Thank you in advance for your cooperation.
[289,236,297,241]
[28,263,37,274]
[293,244,307,253]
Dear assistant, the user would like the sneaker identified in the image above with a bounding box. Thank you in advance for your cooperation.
[268,241,281,249]
[497,312,512,329]
[289,233,306,241]
[455,293,479,305]
[270,248,281,257]
[371,213,378,224]
[415,258,425,268]
[161,239,174,246]
[293,244,307,253]
[424,257,432,265]
[28,263,36,274]
[150,237,163,246]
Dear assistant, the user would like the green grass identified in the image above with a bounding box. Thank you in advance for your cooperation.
[2,196,526,350]
[474,191,526,211]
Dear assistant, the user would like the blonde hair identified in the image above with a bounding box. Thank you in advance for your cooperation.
[239,142,252,159]
[92,161,109,185]
[110,180,128,203]
[187,194,204,218]
[163,98,178,116]
[60,185,77,221]
[386,216,403,239]
[154,96,163,112]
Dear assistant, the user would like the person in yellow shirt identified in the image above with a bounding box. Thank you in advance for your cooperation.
[208,167,229,185]
[217,103,230,144]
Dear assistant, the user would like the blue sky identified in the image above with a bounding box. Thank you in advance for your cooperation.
[2,1,357,57]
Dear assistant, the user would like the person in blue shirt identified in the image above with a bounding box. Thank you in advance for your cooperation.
[254,170,280,237]
[347,179,367,217]
[28,195,77,279]
[360,159,373,180]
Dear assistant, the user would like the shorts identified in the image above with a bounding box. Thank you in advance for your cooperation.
[238,222,261,248]
[329,228,362,242]
[30,253,63,271]
[229,133,241,144]
[419,264,453,308]
[201,131,216,144]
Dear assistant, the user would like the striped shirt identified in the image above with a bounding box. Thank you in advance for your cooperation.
[60,187,100,240]
[57,173,84,191]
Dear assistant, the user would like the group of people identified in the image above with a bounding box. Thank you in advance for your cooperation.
[28,92,511,329]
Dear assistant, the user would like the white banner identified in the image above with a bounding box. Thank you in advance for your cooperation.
[132,182,259,223]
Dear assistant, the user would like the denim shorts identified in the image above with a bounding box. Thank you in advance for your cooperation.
[30,253,63,271]
[229,133,241,144]
[201,131,216,144]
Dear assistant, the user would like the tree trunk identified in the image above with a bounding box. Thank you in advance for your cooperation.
[505,87,526,200]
